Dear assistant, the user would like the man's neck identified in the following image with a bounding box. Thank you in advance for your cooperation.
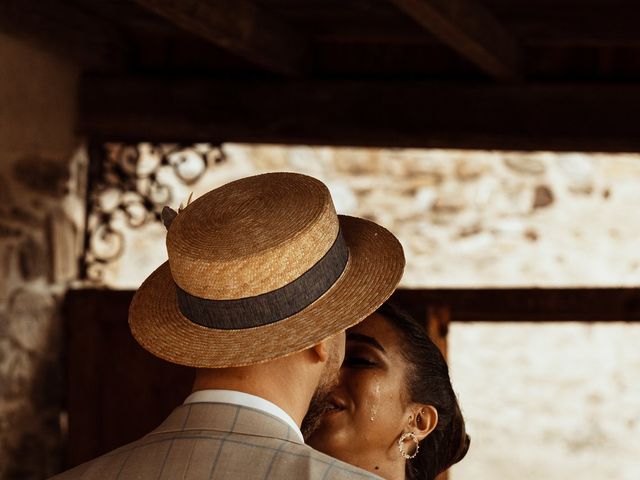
[192,359,316,428]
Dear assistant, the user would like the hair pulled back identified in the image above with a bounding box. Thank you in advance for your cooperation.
[377,302,470,480]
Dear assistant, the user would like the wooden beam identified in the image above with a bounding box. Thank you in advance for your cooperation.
[80,76,640,152]
[134,0,308,76]
[392,289,640,323]
[0,0,126,70]
[487,6,640,47]
[63,289,192,467]
[427,305,450,358]
[388,0,521,81]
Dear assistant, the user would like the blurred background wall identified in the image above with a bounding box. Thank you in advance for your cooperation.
[0,32,84,478]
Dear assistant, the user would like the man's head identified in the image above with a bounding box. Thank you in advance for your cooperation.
[190,329,346,429]
[129,172,404,376]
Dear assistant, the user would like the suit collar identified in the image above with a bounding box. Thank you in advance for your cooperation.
[150,402,304,444]
[183,389,303,441]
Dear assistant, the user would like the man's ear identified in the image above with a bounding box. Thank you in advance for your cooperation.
[310,339,330,363]
[410,405,438,442]
[310,332,345,364]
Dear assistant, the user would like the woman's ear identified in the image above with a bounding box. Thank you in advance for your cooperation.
[410,405,438,441]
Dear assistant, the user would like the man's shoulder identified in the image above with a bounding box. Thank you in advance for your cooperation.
[274,441,382,480]
[309,449,383,479]
[49,429,381,480]
[48,440,136,480]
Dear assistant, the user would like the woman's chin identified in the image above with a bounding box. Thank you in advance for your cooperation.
[307,411,348,447]
[308,429,347,458]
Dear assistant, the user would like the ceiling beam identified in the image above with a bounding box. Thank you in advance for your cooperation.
[79,76,640,152]
[0,0,126,71]
[134,0,308,76]
[388,0,522,81]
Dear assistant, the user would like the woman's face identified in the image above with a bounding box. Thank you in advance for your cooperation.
[307,312,414,468]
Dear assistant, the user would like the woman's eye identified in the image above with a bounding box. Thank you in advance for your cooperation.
[344,356,377,367]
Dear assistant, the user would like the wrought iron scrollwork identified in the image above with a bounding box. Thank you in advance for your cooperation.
[82,143,225,282]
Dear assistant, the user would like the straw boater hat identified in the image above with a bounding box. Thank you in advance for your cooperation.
[129,172,404,368]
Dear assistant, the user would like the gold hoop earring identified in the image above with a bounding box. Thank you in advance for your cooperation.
[398,432,420,459]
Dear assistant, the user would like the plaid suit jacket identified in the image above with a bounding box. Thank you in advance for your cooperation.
[51,402,382,480]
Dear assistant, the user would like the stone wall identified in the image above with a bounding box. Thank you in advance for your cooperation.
[0,33,82,479]
[103,143,640,289]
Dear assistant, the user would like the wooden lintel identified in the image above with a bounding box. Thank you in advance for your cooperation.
[134,0,308,76]
[388,0,521,81]
[392,289,640,323]
[80,76,640,153]
[0,0,126,70]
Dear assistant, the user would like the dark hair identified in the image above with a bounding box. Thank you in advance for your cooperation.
[377,302,470,480]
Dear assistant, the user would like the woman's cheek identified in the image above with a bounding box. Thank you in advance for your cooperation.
[368,376,382,423]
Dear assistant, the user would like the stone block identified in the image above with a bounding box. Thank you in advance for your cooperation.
[0,223,22,239]
[533,185,554,209]
[432,190,467,214]
[0,404,61,479]
[504,156,546,175]
[7,289,57,353]
[0,173,14,214]
[455,158,492,181]
[46,208,78,283]
[12,156,70,198]
[9,206,43,228]
[0,337,34,398]
[18,236,49,281]
[560,155,595,195]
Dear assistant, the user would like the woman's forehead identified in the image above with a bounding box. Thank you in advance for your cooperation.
[347,313,400,347]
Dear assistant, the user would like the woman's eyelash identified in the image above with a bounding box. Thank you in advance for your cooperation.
[344,356,377,367]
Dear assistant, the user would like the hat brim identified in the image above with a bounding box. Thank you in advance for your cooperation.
[128,215,404,368]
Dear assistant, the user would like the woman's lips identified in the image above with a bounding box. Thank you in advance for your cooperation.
[324,395,348,415]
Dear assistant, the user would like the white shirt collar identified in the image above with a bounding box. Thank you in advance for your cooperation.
[184,389,304,442]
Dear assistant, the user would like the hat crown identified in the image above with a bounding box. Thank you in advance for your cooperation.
[167,173,340,300]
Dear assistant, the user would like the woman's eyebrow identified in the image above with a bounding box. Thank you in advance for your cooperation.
[346,333,386,353]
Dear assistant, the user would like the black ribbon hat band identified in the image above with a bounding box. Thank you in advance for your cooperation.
[175,229,349,330]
